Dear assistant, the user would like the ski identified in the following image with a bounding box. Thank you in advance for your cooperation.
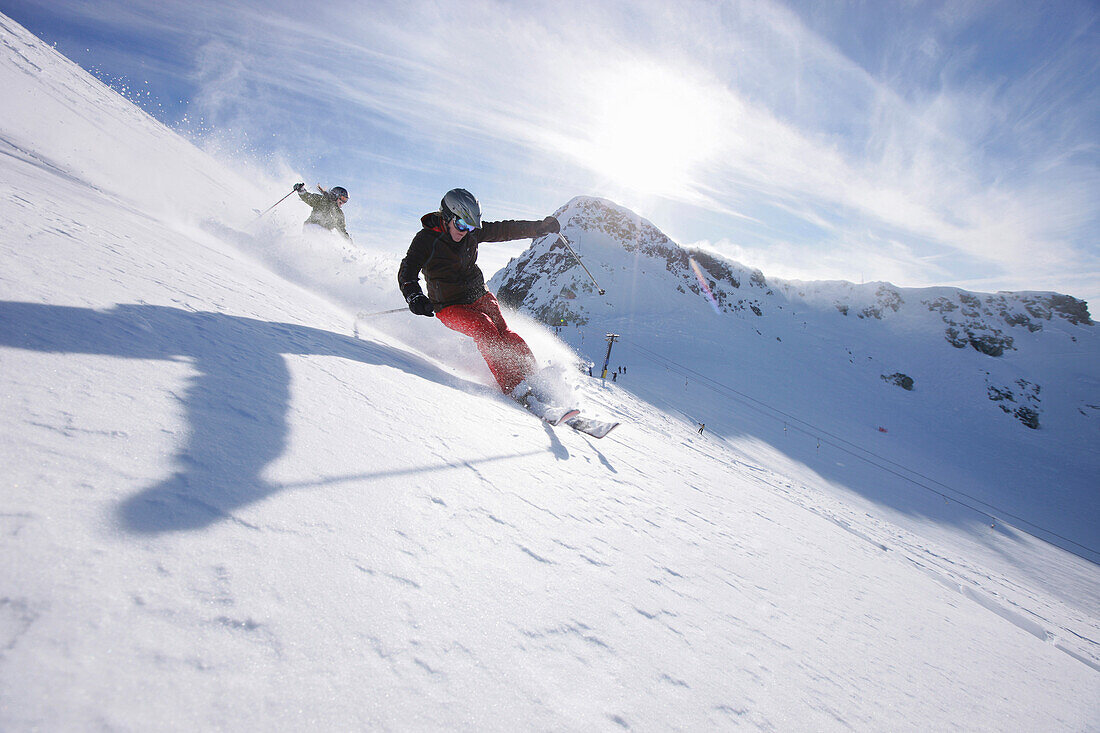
[565,415,621,439]
[524,400,580,426]
[513,388,579,426]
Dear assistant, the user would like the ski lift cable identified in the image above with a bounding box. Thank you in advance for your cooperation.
[630,342,1099,560]
[626,341,1087,544]
[621,340,1100,563]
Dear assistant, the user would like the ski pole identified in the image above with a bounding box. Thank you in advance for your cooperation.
[557,233,605,295]
[353,306,409,338]
[355,307,409,319]
[251,186,299,224]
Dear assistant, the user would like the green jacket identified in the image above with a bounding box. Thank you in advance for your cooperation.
[298,191,351,240]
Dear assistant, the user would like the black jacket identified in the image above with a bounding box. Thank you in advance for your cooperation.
[398,212,552,308]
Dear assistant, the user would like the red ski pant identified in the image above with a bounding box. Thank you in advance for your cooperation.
[436,292,536,395]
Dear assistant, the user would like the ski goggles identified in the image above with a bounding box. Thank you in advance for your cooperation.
[452,216,477,232]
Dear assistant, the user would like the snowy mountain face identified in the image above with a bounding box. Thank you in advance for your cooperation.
[3,13,1099,731]
[492,196,1096,432]
[494,196,773,323]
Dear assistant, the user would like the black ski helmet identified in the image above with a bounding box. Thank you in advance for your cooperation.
[440,188,481,228]
[330,186,349,200]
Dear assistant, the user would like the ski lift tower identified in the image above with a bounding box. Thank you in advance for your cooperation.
[600,333,620,380]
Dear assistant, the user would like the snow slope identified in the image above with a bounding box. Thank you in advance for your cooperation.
[1,14,1098,731]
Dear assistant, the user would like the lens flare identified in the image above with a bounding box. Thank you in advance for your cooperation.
[689,257,722,314]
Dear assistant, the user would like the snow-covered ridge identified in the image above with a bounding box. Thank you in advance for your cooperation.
[497,195,1091,333]
[0,14,262,222]
[491,195,1095,431]
[495,195,774,323]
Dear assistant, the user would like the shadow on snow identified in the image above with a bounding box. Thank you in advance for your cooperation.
[0,300,501,535]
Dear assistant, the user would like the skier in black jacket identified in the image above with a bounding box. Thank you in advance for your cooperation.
[398,188,559,396]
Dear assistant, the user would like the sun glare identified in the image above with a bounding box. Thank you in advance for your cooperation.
[579,62,725,197]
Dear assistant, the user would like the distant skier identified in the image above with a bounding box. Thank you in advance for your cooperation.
[398,188,559,399]
[294,182,352,241]
[698,423,705,435]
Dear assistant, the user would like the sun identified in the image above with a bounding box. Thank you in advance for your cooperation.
[577,61,725,197]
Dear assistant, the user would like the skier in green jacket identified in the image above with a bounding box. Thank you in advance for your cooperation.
[294,182,352,241]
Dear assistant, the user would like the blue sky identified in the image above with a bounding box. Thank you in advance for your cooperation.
[5,0,1099,303]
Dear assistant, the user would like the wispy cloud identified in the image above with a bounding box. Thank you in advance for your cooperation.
[14,0,1100,301]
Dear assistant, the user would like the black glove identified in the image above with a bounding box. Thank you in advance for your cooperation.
[407,293,435,317]
[293,182,305,191]
[540,216,560,235]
